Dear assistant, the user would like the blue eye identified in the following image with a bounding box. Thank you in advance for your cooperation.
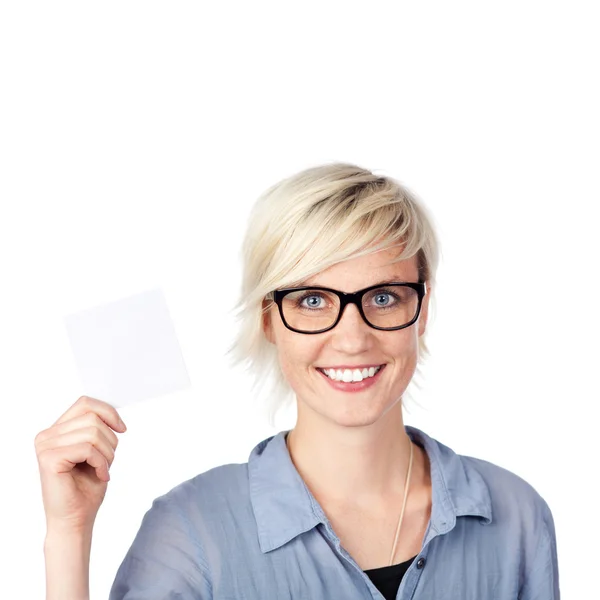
[301,295,324,309]
[375,293,391,306]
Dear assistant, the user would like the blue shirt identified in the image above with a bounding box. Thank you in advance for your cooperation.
[109,425,560,599]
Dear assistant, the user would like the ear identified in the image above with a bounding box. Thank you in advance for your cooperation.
[418,283,431,337]
[262,299,275,344]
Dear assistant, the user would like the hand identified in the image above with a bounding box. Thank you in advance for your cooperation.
[34,395,127,534]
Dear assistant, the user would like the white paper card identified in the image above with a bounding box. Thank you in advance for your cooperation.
[64,287,191,408]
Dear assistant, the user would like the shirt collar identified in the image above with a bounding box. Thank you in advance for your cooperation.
[248,425,492,553]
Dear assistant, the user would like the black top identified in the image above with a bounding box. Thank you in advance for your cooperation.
[364,555,417,600]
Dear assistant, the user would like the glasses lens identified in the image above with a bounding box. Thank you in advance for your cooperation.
[362,285,419,329]
[281,289,341,332]
[281,285,419,332]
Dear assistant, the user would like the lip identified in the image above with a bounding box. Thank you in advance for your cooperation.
[316,364,385,393]
[317,363,384,370]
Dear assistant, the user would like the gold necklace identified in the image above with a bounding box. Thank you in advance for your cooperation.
[388,439,413,565]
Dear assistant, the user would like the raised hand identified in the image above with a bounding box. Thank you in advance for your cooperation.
[34,395,127,533]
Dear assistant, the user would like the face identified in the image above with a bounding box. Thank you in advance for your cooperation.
[262,245,430,428]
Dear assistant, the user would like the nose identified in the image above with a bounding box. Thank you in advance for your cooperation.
[328,302,374,351]
[338,301,364,325]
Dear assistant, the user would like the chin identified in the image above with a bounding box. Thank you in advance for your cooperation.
[321,398,389,428]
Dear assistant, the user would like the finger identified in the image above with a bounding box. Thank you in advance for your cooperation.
[36,411,119,450]
[36,427,116,469]
[53,396,126,433]
[39,442,110,482]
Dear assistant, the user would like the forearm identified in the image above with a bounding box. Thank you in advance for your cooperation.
[44,527,93,600]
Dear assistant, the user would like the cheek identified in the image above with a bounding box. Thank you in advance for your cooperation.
[386,328,419,357]
[273,328,320,374]
[280,343,319,370]
[277,346,321,395]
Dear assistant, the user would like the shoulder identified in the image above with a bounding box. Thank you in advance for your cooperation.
[151,461,252,520]
[109,463,253,597]
[416,425,553,525]
[414,425,555,536]
[459,452,554,531]
[143,431,283,525]
[459,453,559,588]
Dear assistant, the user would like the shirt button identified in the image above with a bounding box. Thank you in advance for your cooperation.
[416,557,426,569]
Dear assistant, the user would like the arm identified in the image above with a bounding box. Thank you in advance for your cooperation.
[35,396,127,600]
[109,495,212,600]
[44,526,93,600]
[519,499,560,600]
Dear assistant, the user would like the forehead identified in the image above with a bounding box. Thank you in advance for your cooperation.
[299,248,419,291]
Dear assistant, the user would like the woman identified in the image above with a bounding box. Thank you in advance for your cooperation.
[36,163,560,599]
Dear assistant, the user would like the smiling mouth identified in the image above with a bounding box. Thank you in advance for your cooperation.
[316,364,385,383]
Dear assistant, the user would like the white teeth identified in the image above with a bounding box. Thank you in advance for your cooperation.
[322,366,382,382]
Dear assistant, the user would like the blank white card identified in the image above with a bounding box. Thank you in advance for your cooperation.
[63,287,191,408]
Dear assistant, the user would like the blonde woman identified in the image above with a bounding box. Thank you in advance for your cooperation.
[36,163,560,599]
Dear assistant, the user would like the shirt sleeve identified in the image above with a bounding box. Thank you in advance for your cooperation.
[109,494,212,600]
[519,498,560,600]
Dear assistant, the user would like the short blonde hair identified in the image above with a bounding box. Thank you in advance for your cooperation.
[226,162,441,426]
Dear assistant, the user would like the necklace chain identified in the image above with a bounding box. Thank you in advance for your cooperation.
[388,439,414,565]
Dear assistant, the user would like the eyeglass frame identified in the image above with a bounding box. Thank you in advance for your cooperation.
[271,281,427,334]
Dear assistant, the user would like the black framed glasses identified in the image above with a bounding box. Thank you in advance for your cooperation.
[272,282,427,334]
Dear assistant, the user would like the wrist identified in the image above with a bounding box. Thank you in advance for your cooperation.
[44,527,93,551]
[45,519,94,540]
[44,527,92,600]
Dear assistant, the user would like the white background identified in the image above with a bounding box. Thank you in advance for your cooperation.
[1,1,598,598]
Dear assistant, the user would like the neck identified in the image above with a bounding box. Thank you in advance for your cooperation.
[286,402,428,510]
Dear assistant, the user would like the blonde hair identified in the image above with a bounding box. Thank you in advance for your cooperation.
[226,162,441,427]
